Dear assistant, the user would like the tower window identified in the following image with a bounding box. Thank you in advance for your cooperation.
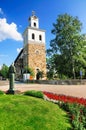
[34,22,36,27]
[39,35,42,41]
[32,33,35,40]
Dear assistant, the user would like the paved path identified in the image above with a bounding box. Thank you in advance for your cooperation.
[0,81,86,98]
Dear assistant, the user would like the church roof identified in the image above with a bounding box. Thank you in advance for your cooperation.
[14,48,23,64]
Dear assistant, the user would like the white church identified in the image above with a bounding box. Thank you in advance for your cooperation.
[14,11,46,80]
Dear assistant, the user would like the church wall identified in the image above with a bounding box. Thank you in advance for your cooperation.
[27,43,46,78]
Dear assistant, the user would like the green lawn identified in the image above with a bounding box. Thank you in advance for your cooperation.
[0,95,71,130]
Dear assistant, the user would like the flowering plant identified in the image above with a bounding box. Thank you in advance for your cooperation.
[43,91,86,130]
[43,91,86,106]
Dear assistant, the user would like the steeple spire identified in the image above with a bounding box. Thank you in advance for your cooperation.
[28,11,39,28]
[32,11,35,16]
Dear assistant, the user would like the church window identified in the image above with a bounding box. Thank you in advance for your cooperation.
[32,33,35,40]
[36,68,39,72]
[34,22,36,27]
[39,35,42,41]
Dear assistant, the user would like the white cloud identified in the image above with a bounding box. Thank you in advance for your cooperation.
[0,18,23,42]
[17,48,22,53]
[0,8,4,15]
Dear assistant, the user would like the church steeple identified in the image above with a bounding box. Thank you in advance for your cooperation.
[32,11,35,16]
[22,11,45,46]
[28,11,39,28]
[15,12,46,80]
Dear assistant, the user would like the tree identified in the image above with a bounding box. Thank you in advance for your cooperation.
[47,56,58,79]
[47,14,86,79]
[24,66,34,77]
[36,70,44,80]
[0,64,9,79]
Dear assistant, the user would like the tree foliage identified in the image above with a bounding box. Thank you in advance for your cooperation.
[36,70,44,80]
[47,14,86,79]
[24,66,34,77]
[0,64,9,79]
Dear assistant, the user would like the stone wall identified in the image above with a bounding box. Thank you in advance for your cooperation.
[27,43,46,78]
[26,79,86,85]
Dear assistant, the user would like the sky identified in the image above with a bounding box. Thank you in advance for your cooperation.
[0,0,86,68]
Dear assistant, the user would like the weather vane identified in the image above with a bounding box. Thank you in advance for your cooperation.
[32,11,35,16]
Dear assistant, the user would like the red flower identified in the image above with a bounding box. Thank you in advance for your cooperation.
[43,91,86,106]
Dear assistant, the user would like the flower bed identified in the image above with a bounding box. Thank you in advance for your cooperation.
[43,91,86,130]
[43,91,86,106]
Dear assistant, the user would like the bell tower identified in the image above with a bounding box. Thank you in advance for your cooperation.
[23,11,46,79]
[29,11,39,28]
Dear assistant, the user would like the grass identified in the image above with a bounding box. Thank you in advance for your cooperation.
[24,90,44,98]
[0,95,71,130]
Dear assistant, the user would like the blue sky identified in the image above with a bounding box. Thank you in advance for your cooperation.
[0,0,86,68]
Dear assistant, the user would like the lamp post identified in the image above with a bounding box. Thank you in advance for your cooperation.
[7,63,15,94]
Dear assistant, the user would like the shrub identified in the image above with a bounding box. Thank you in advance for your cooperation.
[36,70,44,80]
[24,90,43,98]
[0,90,4,95]
[61,103,86,130]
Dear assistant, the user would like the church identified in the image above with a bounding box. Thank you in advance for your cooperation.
[14,12,46,80]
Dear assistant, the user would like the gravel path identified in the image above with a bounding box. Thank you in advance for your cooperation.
[0,81,86,99]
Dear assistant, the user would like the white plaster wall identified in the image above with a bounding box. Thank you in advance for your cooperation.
[31,18,39,28]
[28,29,45,44]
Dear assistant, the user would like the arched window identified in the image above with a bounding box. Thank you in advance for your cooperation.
[39,35,42,41]
[32,33,35,40]
[34,22,36,27]
[36,68,39,72]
